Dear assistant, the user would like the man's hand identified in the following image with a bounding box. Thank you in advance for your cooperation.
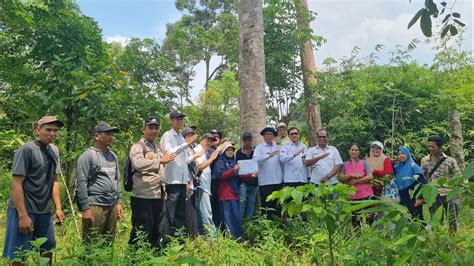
[55,208,64,225]
[210,149,220,160]
[82,209,93,223]
[268,150,279,157]
[116,203,124,220]
[321,176,329,183]
[317,153,330,160]
[194,149,205,158]
[414,199,424,208]
[185,134,198,144]
[161,152,176,164]
[18,215,33,234]
[294,148,305,157]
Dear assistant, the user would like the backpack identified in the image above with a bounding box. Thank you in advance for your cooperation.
[123,141,147,192]
[86,148,119,182]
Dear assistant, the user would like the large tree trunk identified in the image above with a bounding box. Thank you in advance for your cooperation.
[296,0,322,147]
[448,110,465,170]
[238,0,266,144]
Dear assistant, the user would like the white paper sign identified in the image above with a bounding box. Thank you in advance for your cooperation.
[238,159,258,175]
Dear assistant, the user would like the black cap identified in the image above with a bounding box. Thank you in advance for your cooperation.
[260,127,277,136]
[181,127,196,137]
[210,129,222,138]
[93,123,119,134]
[170,110,186,119]
[202,133,217,141]
[242,131,253,140]
[144,116,160,126]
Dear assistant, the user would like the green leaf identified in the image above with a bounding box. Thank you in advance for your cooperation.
[291,189,304,205]
[424,0,438,16]
[432,204,443,225]
[393,234,416,246]
[442,14,451,24]
[393,253,412,266]
[420,9,432,37]
[287,202,298,217]
[449,25,458,36]
[463,161,474,179]
[342,199,381,213]
[446,187,461,201]
[452,12,460,18]
[408,9,424,29]
[302,204,313,212]
[393,215,408,239]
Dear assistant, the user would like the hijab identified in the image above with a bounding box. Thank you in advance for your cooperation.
[394,146,425,190]
[367,140,387,170]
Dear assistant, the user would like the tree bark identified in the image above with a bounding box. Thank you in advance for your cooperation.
[448,110,465,170]
[296,0,322,147]
[238,0,267,144]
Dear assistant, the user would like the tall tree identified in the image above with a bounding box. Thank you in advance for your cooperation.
[295,0,322,146]
[238,0,266,143]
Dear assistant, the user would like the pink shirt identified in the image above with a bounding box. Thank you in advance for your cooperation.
[342,160,373,200]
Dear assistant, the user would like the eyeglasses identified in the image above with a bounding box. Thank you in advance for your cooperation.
[289,132,299,136]
[317,136,327,139]
[371,146,382,150]
[174,117,184,121]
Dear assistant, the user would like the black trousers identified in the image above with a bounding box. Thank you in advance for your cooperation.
[284,182,306,188]
[259,183,283,217]
[210,179,222,228]
[165,184,187,234]
[129,196,165,248]
[399,182,423,220]
[185,192,198,237]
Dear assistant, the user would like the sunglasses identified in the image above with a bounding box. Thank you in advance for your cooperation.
[317,136,327,139]
[289,132,299,136]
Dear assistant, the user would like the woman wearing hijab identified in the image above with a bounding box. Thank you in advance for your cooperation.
[394,146,427,220]
[214,142,257,240]
[366,141,394,197]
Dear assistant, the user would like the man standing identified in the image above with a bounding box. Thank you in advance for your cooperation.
[236,132,258,219]
[76,123,123,244]
[160,111,197,233]
[3,116,65,263]
[276,122,290,147]
[193,133,222,236]
[305,129,343,186]
[128,117,176,248]
[208,129,223,227]
[421,135,461,232]
[280,127,308,187]
[253,127,283,216]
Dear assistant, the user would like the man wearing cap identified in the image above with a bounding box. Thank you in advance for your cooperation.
[75,122,123,244]
[421,135,461,232]
[236,132,258,219]
[276,122,290,147]
[280,127,308,187]
[160,111,198,233]
[128,117,176,248]
[253,127,283,217]
[3,116,64,263]
[187,132,222,236]
[305,129,343,186]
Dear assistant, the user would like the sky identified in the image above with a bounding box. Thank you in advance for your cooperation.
[76,0,473,98]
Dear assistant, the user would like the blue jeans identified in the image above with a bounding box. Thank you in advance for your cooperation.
[239,183,258,219]
[194,189,216,236]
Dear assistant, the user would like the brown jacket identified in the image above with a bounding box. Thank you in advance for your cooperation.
[130,140,165,199]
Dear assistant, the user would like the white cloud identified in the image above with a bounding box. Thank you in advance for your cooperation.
[104,35,131,46]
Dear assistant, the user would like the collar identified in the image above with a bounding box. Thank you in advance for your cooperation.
[34,139,50,149]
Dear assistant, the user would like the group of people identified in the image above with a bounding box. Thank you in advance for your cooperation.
[2,112,462,263]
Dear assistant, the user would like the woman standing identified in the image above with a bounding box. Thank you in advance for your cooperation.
[394,146,427,220]
[214,142,257,240]
[339,143,374,229]
[366,141,394,197]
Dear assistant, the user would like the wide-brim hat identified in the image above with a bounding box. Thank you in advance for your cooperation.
[260,127,277,136]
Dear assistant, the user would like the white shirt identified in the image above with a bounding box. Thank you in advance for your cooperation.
[306,145,343,184]
[280,141,308,183]
[253,141,283,186]
[195,145,212,195]
[160,128,190,184]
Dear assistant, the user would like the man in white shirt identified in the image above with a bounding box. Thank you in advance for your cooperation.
[280,127,308,187]
[305,129,343,185]
[160,110,197,232]
[253,127,283,216]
